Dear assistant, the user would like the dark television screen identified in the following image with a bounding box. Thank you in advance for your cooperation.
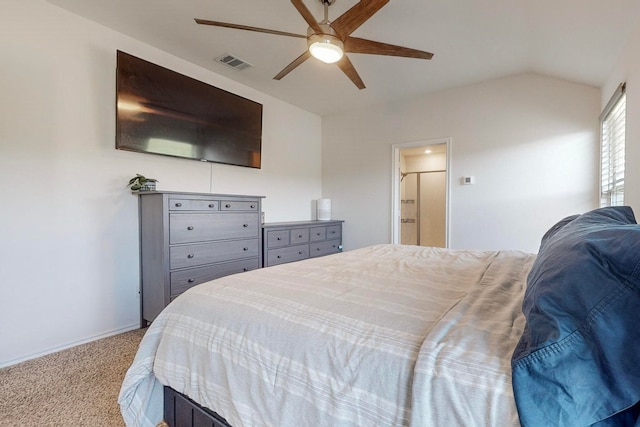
[116,51,262,168]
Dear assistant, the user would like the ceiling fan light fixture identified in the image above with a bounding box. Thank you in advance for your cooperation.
[195,0,434,89]
[308,34,344,64]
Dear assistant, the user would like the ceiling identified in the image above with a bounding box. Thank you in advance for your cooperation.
[47,0,640,116]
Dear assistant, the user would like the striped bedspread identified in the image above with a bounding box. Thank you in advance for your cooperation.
[119,244,535,427]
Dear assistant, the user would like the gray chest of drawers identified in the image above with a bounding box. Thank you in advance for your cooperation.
[262,220,344,267]
[138,191,263,325]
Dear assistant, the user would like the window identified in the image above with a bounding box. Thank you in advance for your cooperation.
[600,83,626,207]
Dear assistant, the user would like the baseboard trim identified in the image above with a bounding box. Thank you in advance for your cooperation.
[0,323,141,369]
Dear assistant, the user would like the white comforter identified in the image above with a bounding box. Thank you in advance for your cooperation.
[119,244,535,427]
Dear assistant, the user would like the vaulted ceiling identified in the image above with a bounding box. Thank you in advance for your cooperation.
[48,0,640,116]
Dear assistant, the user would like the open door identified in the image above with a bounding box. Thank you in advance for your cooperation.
[391,138,450,247]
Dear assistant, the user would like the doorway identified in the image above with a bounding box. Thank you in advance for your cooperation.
[391,138,450,247]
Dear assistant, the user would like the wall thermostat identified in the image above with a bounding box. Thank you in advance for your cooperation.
[462,176,476,185]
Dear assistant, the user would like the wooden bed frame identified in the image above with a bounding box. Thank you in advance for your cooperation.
[164,386,232,427]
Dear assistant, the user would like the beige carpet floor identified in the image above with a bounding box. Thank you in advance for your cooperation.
[0,328,147,427]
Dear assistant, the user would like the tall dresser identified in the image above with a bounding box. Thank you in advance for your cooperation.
[138,191,263,326]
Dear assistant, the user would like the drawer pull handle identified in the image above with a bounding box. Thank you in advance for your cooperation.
[209,204,216,208]
[250,204,256,208]
[317,233,321,236]
[299,251,303,255]
[298,235,302,238]
[316,248,321,251]
[187,226,194,230]
[243,268,249,272]
[175,203,182,207]
[277,237,281,241]
[188,279,195,283]
[277,255,281,259]
[187,254,195,259]
[225,204,231,208]
[243,247,249,251]
[243,224,249,228]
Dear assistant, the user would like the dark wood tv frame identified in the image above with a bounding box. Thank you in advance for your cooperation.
[164,386,232,427]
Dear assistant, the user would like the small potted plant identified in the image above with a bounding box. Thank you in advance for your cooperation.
[127,174,158,192]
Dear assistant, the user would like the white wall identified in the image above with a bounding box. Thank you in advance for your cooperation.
[602,13,640,213]
[0,0,321,367]
[322,73,600,252]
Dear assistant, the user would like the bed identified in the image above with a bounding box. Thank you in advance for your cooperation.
[119,206,640,427]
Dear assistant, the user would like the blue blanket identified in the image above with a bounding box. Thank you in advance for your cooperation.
[512,206,640,426]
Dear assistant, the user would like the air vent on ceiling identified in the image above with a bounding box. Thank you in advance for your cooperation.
[216,54,253,71]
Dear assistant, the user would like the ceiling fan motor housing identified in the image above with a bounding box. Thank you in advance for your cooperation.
[307,22,339,38]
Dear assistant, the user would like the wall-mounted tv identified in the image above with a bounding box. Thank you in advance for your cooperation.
[116,50,262,168]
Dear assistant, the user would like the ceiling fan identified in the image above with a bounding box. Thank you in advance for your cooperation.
[195,0,434,89]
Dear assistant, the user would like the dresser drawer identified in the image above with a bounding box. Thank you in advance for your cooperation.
[170,258,260,297]
[220,201,259,211]
[170,213,259,244]
[169,198,219,211]
[170,238,259,269]
[267,245,309,266]
[266,230,290,248]
[309,239,341,258]
[290,228,310,244]
[326,225,341,240]
[309,226,327,242]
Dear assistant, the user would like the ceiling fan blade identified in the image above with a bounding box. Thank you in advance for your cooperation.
[290,0,323,34]
[273,51,312,80]
[331,0,389,38]
[194,18,306,39]
[345,37,433,59]
[336,55,366,90]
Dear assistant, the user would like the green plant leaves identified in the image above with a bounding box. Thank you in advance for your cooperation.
[127,173,157,190]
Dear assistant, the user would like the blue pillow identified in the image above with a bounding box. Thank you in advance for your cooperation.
[512,206,640,426]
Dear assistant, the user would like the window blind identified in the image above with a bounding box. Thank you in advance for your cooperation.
[600,83,626,207]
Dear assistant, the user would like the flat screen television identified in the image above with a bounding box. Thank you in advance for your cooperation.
[116,50,262,168]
